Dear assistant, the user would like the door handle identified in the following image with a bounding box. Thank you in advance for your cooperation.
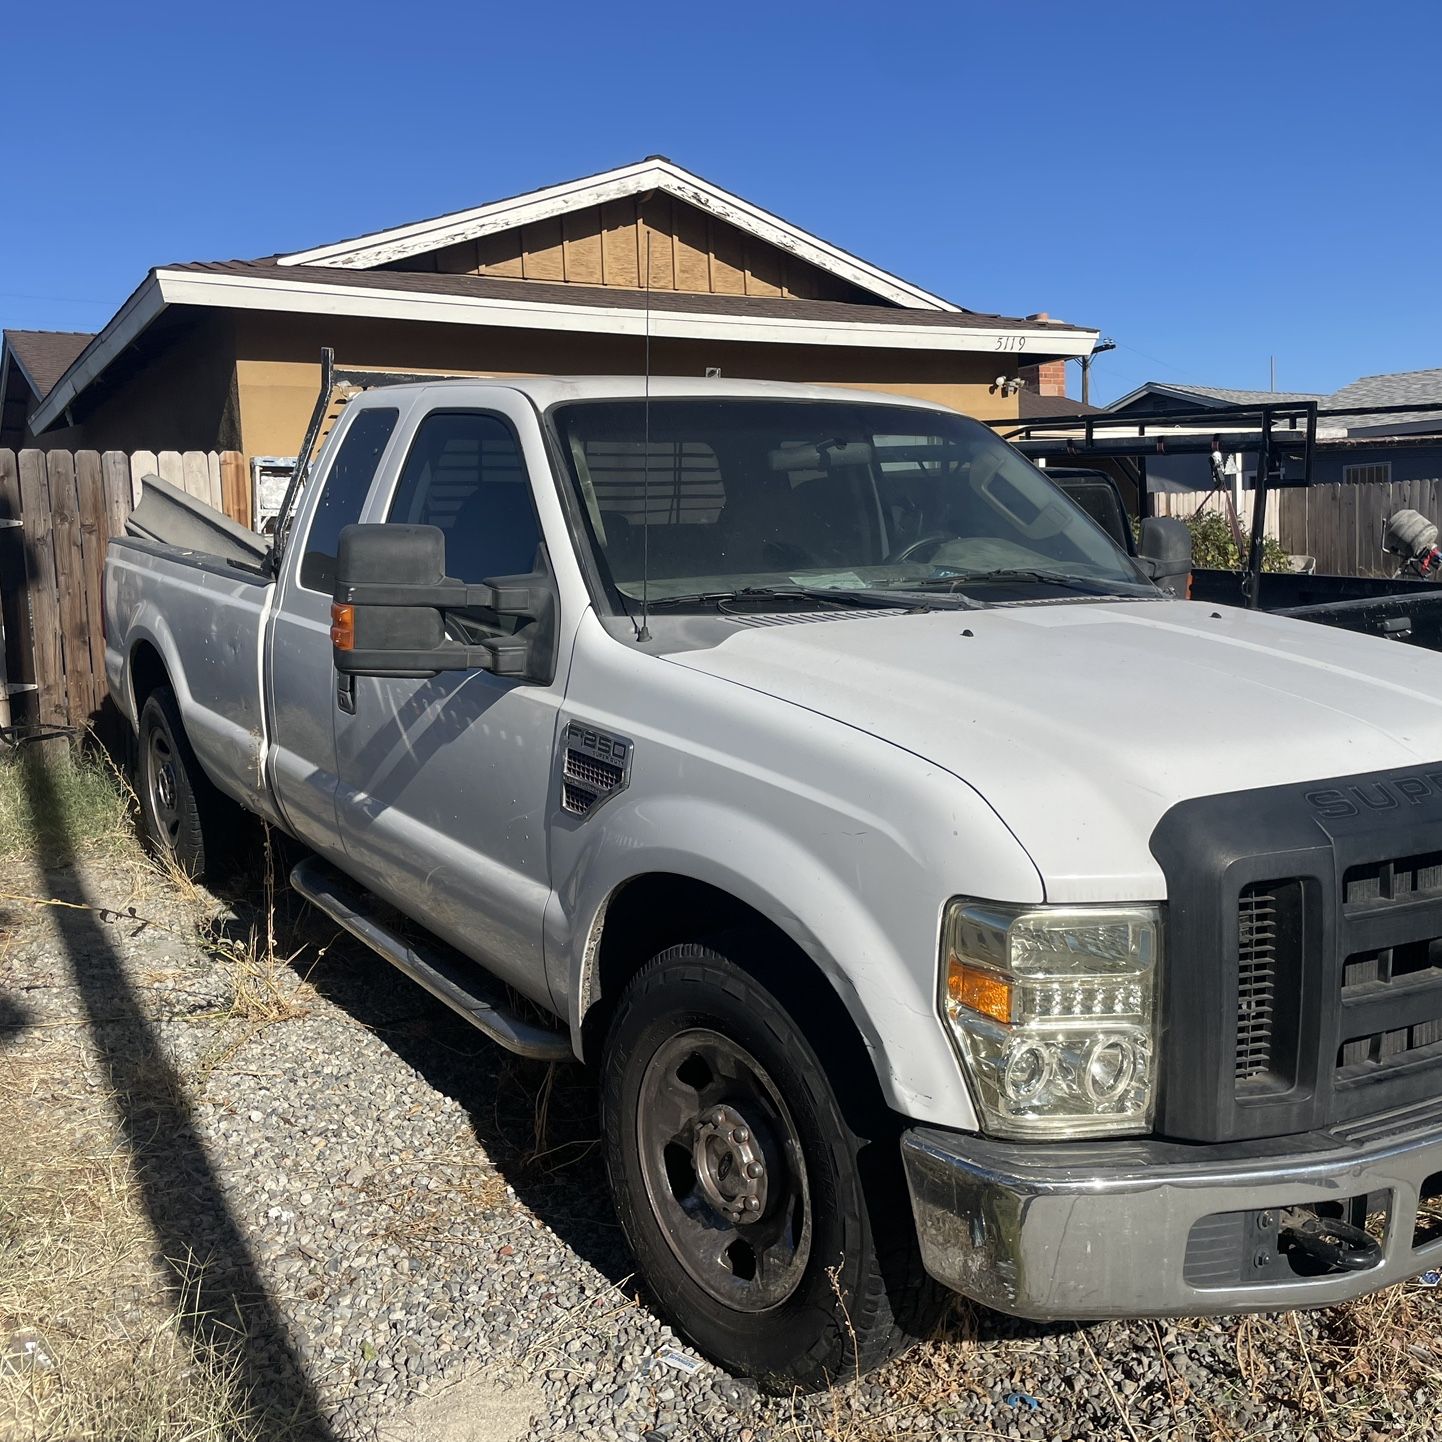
[336,671,356,714]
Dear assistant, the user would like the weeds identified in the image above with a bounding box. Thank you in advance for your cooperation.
[0,745,133,865]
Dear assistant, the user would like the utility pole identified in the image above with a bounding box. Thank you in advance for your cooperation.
[1080,337,1117,406]
[1270,355,1277,392]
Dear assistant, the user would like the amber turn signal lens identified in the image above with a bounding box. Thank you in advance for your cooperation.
[946,958,1013,1025]
[330,603,355,651]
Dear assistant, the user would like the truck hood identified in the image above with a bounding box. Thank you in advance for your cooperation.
[665,598,1442,900]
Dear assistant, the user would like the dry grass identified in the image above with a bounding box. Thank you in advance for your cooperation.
[0,1061,259,1442]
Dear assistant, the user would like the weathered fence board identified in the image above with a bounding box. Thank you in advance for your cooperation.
[0,447,251,735]
[15,450,66,727]
[76,451,110,714]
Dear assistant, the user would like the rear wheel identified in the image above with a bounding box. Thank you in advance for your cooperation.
[136,686,232,879]
[600,940,942,1389]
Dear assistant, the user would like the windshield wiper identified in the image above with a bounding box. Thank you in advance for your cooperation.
[641,584,939,613]
[893,568,1152,597]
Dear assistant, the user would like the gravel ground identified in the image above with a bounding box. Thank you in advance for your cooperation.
[3,830,1442,1442]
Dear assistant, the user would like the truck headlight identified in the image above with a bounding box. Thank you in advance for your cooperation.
[940,901,1161,1139]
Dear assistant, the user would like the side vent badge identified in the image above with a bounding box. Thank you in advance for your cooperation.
[560,722,633,817]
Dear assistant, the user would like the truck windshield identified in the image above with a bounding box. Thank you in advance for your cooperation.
[550,398,1152,607]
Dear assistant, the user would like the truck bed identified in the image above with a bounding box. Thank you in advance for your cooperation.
[104,533,276,810]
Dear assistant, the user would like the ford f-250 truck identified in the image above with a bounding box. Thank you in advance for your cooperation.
[105,377,1442,1388]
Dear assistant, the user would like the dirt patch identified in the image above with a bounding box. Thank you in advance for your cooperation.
[378,1370,545,1442]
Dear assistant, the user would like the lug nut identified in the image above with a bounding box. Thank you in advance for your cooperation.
[732,1127,750,1144]
[744,1196,760,1212]
[745,1161,763,1179]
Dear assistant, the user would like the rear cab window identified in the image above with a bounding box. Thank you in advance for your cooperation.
[299,407,400,593]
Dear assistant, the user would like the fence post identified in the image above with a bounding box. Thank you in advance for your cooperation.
[16,450,66,728]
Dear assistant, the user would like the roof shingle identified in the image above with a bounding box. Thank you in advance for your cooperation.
[166,258,1094,335]
[2,329,95,399]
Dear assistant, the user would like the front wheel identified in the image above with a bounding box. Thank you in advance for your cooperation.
[600,941,942,1389]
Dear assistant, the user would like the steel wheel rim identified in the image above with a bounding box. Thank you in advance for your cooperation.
[636,1027,812,1311]
[147,728,181,848]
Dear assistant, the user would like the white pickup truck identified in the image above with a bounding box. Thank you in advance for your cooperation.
[105,376,1442,1388]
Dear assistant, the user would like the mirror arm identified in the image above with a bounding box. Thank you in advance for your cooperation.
[337,577,535,614]
[335,634,529,680]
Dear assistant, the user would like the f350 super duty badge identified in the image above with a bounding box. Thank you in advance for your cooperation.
[559,722,633,817]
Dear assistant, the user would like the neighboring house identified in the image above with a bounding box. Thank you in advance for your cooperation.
[0,330,94,449]
[1103,375,1442,493]
[5,158,1097,464]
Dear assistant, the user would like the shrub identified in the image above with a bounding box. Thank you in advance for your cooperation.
[1183,509,1292,573]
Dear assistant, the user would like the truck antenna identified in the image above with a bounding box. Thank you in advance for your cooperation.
[637,232,654,643]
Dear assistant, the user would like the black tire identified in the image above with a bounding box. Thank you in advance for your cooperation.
[136,685,232,879]
[600,940,943,1390]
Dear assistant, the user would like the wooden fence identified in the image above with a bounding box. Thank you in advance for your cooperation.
[0,449,249,734]
[1151,480,1442,577]
[1275,478,1442,578]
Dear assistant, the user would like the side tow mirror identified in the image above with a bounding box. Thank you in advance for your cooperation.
[330,523,557,684]
[1136,517,1192,597]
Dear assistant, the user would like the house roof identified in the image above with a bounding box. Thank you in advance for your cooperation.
[275,156,959,311]
[170,258,1089,335]
[25,159,1100,436]
[1,329,95,399]
[30,261,1098,435]
[1326,368,1442,433]
[1106,373,1442,437]
[1018,389,1100,419]
[1107,380,1326,410]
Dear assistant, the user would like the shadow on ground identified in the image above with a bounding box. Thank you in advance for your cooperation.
[15,760,338,1441]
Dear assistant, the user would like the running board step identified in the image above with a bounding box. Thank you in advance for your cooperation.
[290,856,572,1062]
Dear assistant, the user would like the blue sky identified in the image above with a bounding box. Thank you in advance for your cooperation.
[4,0,1438,405]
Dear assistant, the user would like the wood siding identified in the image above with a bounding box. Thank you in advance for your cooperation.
[383,195,881,304]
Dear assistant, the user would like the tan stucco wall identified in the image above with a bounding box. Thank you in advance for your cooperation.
[232,311,1020,460]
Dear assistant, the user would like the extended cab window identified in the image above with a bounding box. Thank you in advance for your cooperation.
[387,411,541,582]
[299,407,399,593]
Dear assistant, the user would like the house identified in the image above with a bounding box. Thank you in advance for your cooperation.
[0,330,94,449]
[3,159,1098,465]
[1102,374,1442,493]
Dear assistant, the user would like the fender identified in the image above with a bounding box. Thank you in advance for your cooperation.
[546,789,1041,1129]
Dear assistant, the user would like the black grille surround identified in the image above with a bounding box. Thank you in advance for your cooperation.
[1151,762,1442,1144]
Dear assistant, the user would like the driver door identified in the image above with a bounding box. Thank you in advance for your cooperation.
[332,401,563,1004]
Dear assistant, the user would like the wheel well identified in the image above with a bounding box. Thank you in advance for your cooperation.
[582,873,892,1128]
[129,640,170,717]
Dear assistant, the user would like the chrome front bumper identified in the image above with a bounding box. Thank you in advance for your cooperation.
[901,1110,1442,1320]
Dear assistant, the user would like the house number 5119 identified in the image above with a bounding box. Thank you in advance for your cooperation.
[994,336,1026,352]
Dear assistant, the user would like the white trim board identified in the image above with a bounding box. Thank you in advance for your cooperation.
[161,267,1095,352]
[275,158,959,313]
[28,267,1097,436]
